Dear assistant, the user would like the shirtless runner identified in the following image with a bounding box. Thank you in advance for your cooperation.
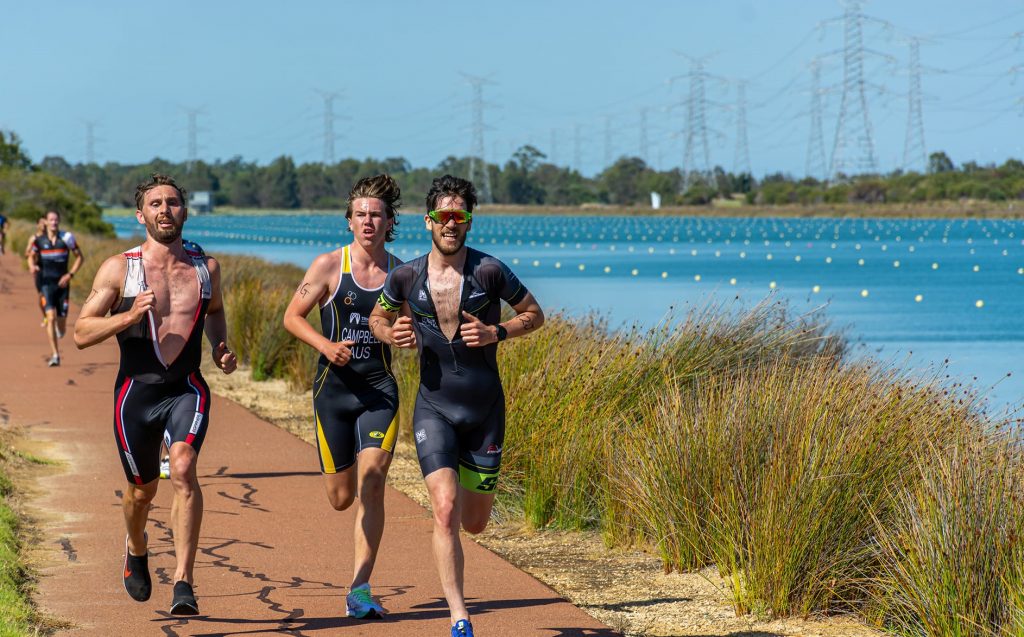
[74,173,237,615]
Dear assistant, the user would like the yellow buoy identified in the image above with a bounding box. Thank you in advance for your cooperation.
[914,294,923,302]
[860,289,869,298]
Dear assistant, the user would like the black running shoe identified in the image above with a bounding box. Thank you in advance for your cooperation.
[122,535,152,602]
[170,581,200,616]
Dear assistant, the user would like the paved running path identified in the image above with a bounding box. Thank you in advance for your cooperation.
[0,252,618,637]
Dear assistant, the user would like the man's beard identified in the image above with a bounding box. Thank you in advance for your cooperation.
[432,230,465,256]
[147,217,182,244]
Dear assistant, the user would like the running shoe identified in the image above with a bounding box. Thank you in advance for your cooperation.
[345,583,384,619]
[47,355,60,367]
[123,534,152,602]
[170,581,200,616]
[451,619,474,637]
[159,456,171,479]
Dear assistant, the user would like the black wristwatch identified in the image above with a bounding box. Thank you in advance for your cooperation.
[495,325,508,342]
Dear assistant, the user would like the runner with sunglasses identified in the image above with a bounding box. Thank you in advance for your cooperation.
[370,174,544,637]
[283,174,411,620]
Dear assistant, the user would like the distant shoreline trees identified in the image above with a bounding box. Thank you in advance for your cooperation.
[29,143,1024,213]
[0,131,113,235]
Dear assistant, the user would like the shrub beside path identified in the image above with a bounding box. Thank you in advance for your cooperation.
[0,252,617,637]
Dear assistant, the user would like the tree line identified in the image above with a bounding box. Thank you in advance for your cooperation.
[0,131,113,235]
[26,142,1024,214]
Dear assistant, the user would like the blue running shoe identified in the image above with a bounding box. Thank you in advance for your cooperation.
[451,619,474,637]
[346,583,384,619]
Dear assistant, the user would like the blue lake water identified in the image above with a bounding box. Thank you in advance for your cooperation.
[105,212,1024,415]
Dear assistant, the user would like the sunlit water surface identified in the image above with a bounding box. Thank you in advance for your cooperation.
[106,212,1024,415]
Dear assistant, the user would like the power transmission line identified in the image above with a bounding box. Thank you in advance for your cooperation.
[675,53,717,189]
[181,107,203,171]
[604,115,613,169]
[903,38,928,172]
[732,81,751,175]
[314,90,341,164]
[639,107,649,165]
[83,120,98,164]
[550,128,559,165]
[461,73,494,203]
[827,1,891,178]
[806,59,828,180]
[574,123,582,173]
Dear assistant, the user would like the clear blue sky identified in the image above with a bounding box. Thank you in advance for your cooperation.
[2,0,1021,177]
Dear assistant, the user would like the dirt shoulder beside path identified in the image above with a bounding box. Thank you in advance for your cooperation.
[0,251,616,637]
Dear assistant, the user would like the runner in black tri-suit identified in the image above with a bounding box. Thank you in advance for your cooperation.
[0,210,8,255]
[27,210,83,366]
[282,174,412,620]
[370,175,544,637]
[25,214,49,328]
[74,174,237,616]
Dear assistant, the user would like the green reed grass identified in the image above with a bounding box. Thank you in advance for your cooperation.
[870,430,1024,636]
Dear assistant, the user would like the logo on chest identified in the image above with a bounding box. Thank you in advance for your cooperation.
[343,291,358,306]
[418,290,428,302]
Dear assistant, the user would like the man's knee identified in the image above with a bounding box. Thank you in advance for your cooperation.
[461,514,489,535]
[327,488,355,511]
[359,466,387,500]
[324,470,356,511]
[168,453,199,494]
[125,482,158,506]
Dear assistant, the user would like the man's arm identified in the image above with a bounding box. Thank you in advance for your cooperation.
[369,303,416,348]
[203,257,237,374]
[26,240,38,272]
[74,255,147,349]
[282,253,356,366]
[460,292,544,347]
[59,244,83,289]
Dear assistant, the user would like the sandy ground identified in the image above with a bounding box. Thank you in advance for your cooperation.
[204,366,884,637]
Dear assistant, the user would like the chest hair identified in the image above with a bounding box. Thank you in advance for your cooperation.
[430,269,463,341]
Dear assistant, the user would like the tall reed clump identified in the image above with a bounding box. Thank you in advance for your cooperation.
[494,299,842,532]
[216,255,316,387]
[611,354,979,617]
[870,429,1024,636]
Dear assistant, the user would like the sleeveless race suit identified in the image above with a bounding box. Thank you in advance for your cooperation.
[111,240,213,484]
[31,231,77,317]
[312,245,399,473]
[378,247,529,493]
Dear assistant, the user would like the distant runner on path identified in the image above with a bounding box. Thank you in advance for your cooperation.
[28,210,83,366]
[283,174,412,619]
[370,175,545,637]
[73,173,237,616]
[0,210,8,255]
[25,214,49,327]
